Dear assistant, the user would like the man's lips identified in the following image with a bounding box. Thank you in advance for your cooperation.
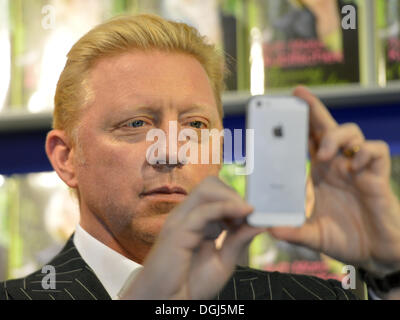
[140,185,188,197]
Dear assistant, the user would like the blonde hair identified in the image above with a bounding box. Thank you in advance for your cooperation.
[53,13,226,144]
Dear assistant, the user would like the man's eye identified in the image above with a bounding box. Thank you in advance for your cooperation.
[126,120,145,128]
[189,121,205,129]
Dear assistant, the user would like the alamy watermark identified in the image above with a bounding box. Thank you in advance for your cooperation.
[41,5,56,30]
[341,5,357,30]
[41,264,56,290]
[341,265,356,290]
[145,121,254,175]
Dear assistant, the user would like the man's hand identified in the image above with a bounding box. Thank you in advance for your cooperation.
[268,86,400,276]
[120,177,265,300]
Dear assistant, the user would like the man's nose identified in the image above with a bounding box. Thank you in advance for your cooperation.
[152,120,187,169]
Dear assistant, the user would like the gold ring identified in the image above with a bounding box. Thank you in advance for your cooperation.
[342,145,361,158]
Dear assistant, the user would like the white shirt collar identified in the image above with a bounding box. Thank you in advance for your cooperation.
[73,224,142,299]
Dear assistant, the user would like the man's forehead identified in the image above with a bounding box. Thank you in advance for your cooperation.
[88,51,213,95]
[83,50,220,121]
[90,49,204,77]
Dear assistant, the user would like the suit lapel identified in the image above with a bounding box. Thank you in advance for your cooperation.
[4,235,111,300]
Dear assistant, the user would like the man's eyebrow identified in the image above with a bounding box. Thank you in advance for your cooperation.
[179,104,213,114]
[118,103,212,115]
[117,105,163,116]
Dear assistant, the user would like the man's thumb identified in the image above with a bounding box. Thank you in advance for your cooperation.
[267,223,320,252]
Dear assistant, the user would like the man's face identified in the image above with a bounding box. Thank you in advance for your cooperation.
[74,50,223,248]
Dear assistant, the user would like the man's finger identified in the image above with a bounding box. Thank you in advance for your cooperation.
[351,140,391,176]
[183,201,253,238]
[267,221,321,253]
[174,176,243,221]
[317,123,365,161]
[161,201,252,251]
[220,224,266,267]
[293,86,337,133]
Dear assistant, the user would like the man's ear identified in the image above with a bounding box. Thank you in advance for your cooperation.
[45,130,79,189]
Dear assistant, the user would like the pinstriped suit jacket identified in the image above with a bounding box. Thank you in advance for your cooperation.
[0,236,358,300]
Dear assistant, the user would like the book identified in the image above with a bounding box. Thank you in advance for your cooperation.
[250,0,360,90]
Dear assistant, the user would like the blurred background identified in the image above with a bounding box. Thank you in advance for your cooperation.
[0,0,400,299]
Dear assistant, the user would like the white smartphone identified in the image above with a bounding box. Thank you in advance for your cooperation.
[245,96,309,227]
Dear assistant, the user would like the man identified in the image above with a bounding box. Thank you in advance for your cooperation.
[1,13,400,300]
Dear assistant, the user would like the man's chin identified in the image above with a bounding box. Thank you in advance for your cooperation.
[131,213,170,245]
[142,199,181,216]
[122,201,181,245]
[149,212,169,229]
